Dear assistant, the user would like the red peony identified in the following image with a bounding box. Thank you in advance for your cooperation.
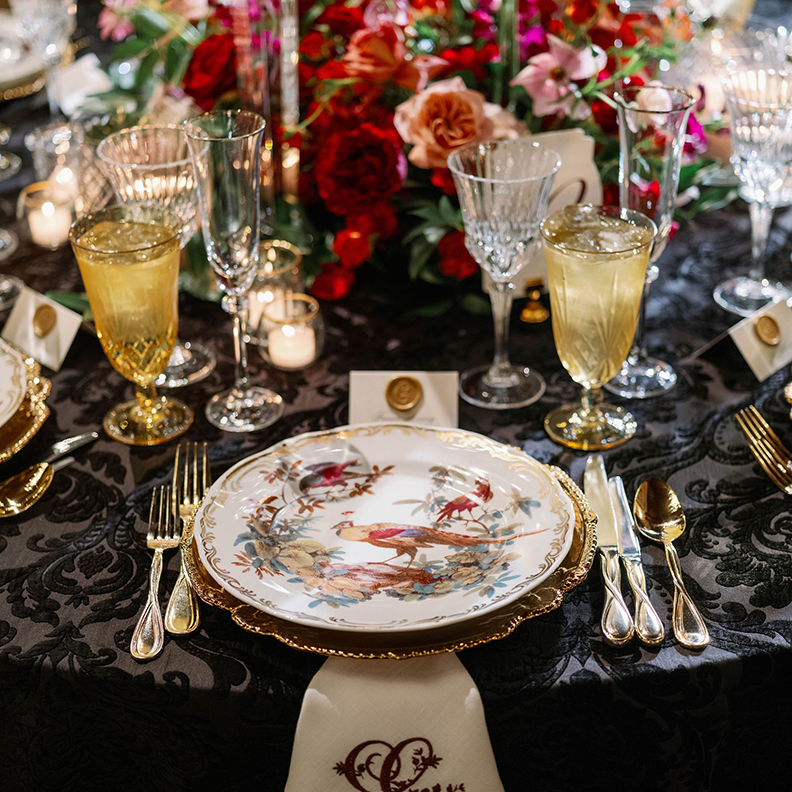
[566,0,598,25]
[318,5,366,38]
[311,263,356,300]
[438,43,499,82]
[333,229,372,269]
[314,122,405,216]
[346,201,399,239]
[182,33,237,111]
[300,30,331,61]
[438,231,478,280]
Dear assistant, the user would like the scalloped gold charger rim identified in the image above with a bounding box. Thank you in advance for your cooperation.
[182,465,596,659]
[0,353,52,464]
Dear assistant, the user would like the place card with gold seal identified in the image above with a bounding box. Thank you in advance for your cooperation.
[1,287,83,372]
[350,371,459,427]
[728,298,792,382]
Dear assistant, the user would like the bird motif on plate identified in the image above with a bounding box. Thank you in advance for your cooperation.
[435,477,494,522]
[298,459,360,493]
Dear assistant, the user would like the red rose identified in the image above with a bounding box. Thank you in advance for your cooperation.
[300,31,331,61]
[438,44,499,82]
[430,167,457,196]
[311,264,356,300]
[601,183,620,207]
[333,229,372,270]
[591,98,618,134]
[183,33,237,111]
[566,0,598,25]
[346,201,399,239]
[318,5,366,38]
[438,231,478,280]
[314,122,405,216]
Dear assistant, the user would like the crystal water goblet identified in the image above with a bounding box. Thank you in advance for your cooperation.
[542,205,656,450]
[69,205,194,445]
[713,68,792,316]
[604,84,694,400]
[97,124,217,388]
[9,0,76,117]
[184,110,283,432]
[447,139,560,409]
[0,123,21,185]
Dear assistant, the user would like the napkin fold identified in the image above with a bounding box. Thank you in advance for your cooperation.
[285,653,504,792]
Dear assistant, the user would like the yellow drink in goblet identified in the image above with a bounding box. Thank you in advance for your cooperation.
[542,205,655,450]
[70,206,193,445]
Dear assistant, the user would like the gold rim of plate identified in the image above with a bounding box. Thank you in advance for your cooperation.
[0,353,51,464]
[181,465,597,659]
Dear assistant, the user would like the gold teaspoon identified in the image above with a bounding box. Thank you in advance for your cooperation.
[633,479,709,650]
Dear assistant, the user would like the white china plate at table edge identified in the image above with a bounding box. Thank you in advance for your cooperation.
[194,423,576,633]
[0,341,27,429]
[0,14,44,92]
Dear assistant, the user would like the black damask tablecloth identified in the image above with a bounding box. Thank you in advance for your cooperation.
[3,37,792,792]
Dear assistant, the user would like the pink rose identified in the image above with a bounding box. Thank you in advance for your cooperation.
[342,21,446,92]
[395,77,524,169]
[162,0,209,22]
[98,0,137,42]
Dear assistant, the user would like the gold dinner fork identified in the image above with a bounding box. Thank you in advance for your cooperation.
[164,442,210,635]
[735,405,792,494]
[131,486,180,660]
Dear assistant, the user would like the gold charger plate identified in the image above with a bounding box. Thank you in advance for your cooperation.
[0,354,51,464]
[182,465,596,659]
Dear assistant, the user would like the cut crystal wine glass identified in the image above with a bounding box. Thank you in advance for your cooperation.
[97,124,217,387]
[447,139,560,410]
[713,68,792,316]
[604,84,693,400]
[185,110,283,432]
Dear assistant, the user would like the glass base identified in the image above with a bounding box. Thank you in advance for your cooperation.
[155,340,216,388]
[0,229,19,263]
[713,276,791,317]
[0,276,22,311]
[544,401,637,450]
[0,152,21,183]
[603,356,677,399]
[206,385,284,432]
[104,396,193,446]
[459,364,546,410]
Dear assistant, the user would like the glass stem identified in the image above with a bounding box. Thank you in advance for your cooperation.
[629,266,657,364]
[44,65,60,117]
[490,280,515,376]
[135,384,161,424]
[580,384,602,421]
[231,296,250,393]
[749,203,773,283]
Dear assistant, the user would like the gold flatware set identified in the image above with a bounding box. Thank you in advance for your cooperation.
[131,441,210,661]
[736,405,792,494]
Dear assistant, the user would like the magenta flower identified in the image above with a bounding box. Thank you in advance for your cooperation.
[510,34,606,120]
[98,0,136,42]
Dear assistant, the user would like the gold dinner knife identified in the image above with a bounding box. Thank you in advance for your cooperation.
[584,455,634,646]
[609,476,665,646]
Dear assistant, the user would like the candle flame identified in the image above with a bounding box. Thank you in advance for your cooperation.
[283,324,296,337]
[42,202,55,217]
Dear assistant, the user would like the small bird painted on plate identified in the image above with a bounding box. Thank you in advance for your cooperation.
[299,460,360,493]
[435,478,493,522]
[333,520,548,566]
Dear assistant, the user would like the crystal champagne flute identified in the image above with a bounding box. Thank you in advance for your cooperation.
[97,125,217,387]
[184,110,283,432]
[604,84,694,399]
[713,67,792,316]
[69,206,193,445]
[542,205,656,450]
[447,139,560,409]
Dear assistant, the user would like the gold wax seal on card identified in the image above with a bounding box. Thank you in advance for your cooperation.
[33,305,57,338]
[385,376,423,412]
[754,315,781,347]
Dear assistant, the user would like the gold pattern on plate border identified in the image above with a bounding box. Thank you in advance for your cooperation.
[181,465,597,659]
[0,352,52,464]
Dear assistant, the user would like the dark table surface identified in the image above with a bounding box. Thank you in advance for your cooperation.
[2,8,792,792]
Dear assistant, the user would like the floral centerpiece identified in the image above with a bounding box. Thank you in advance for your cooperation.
[96,0,736,310]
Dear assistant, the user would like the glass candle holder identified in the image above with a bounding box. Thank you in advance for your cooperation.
[17,182,74,249]
[248,239,304,334]
[259,294,324,371]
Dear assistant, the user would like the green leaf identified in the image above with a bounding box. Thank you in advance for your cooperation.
[132,9,173,40]
[111,38,150,62]
[165,37,190,85]
[408,237,437,280]
[133,48,160,90]
[410,299,455,318]
[460,293,492,315]
[438,195,461,229]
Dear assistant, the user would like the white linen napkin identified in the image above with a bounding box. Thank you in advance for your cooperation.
[285,653,505,792]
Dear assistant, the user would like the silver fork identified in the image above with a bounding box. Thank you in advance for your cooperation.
[131,486,180,660]
[164,442,210,635]
[736,405,792,494]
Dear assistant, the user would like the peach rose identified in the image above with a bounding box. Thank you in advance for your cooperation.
[342,21,446,92]
[163,0,209,22]
[395,77,525,168]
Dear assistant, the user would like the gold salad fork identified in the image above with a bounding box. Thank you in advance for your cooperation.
[164,442,210,635]
[735,406,792,494]
[131,486,180,660]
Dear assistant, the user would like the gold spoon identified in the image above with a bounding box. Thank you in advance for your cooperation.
[0,457,72,518]
[633,478,709,650]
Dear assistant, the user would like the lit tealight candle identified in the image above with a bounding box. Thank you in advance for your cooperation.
[268,323,316,369]
[248,285,283,332]
[28,200,72,249]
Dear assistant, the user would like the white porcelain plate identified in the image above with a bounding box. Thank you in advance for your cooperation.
[0,15,44,93]
[195,424,576,633]
[0,341,26,429]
